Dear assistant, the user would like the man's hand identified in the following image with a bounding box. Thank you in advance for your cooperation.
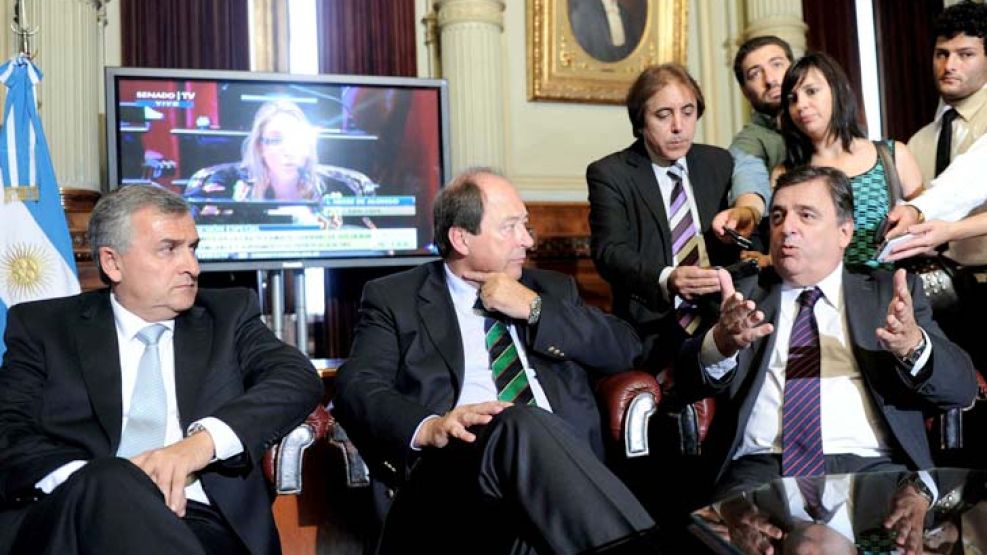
[413,401,512,449]
[668,266,722,300]
[711,268,773,357]
[130,430,215,517]
[463,271,538,320]
[883,220,954,261]
[719,497,783,555]
[883,484,931,555]
[884,205,924,240]
[875,269,924,359]
[712,206,759,242]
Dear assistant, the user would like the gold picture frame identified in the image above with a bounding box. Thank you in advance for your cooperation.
[527,0,688,104]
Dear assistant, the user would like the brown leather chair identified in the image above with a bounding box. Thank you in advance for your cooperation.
[262,404,370,494]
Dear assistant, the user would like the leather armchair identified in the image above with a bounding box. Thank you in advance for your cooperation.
[262,404,370,494]
[597,367,987,461]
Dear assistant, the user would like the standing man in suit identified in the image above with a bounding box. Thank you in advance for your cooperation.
[677,165,976,498]
[588,63,737,367]
[0,185,323,554]
[333,169,656,554]
[568,0,646,63]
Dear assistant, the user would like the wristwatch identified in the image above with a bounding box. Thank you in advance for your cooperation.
[527,295,543,325]
[898,334,927,367]
[898,473,934,507]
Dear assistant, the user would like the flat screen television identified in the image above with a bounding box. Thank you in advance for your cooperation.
[105,67,449,270]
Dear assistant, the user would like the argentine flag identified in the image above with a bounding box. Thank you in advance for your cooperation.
[0,56,80,359]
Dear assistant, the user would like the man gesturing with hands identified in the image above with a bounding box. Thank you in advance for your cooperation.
[675,166,976,507]
[334,169,656,554]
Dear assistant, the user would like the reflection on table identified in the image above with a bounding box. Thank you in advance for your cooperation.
[690,468,987,555]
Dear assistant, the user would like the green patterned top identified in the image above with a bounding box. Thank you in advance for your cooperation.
[845,140,894,269]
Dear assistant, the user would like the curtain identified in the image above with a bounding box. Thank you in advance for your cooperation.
[802,0,866,127]
[121,0,250,70]
[317,0,417,76]
[873,0,944,141]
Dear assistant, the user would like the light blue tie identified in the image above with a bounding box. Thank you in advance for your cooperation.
[117,324,168,458]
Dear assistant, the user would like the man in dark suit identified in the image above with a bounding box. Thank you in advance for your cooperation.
[333,169,656,554]
[568,0,646,63]
[0,185,323,554]
[676,165,977,499]
[588,63,737,367]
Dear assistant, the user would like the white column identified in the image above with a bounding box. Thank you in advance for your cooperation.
[435,0,505,174]
[743,0,808,57]
[1,0,107,192]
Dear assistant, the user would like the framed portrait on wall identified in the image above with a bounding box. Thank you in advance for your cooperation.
[527,0,687,104]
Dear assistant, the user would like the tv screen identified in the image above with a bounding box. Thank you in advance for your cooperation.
[105,67,449,270]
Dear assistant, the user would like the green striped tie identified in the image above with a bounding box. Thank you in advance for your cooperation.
[485,316,536,405]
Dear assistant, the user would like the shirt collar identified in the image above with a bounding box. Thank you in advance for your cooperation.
[110,292,176,342]
[780,263,843,309]
[443,263,481,309]
[937,84,987,121]
[751,110,780,131]
[644,141,689,175]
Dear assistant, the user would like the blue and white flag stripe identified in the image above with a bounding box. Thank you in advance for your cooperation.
[0,56,80,360]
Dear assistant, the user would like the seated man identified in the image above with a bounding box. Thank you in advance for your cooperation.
[676,165,977,499]
[0,185,323,554]
[333,169,656,554]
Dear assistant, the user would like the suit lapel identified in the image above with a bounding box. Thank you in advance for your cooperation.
[626,140,674,258]
[686,147,718,228]
[174,304,212,427]
[841,271,877,350]
[418,263,465,399]
[76,291,124,450]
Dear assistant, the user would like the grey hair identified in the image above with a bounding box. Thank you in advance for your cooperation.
[89,185,190,284]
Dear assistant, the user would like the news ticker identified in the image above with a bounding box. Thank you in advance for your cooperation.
[320,195,416,217]
[196,225,418,259]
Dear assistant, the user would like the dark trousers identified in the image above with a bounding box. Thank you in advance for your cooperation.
[376,405,655,555]
[715,453,908,500]
[1,457,247,555]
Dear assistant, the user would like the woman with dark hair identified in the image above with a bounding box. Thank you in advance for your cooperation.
[774,52,924,268]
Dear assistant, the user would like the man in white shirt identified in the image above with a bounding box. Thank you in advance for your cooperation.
[0,185,323,554]
[333,169,656,554]
[883,2,987,369]
[676,166,976,500]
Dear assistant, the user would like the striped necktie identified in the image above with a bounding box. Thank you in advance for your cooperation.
[117,324,168,458]
[667,163,702,335]
[485,315,536,406]
[781,287,825,477]
[796,476,835,522]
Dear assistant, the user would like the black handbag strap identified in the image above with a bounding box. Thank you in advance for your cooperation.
[874,140,903,206]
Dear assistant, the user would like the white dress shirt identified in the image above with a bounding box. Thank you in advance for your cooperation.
[699,265,932,461]
[444,265,553,411]
[409,267,555,449]
[644,146,712,303]
[35,294,244,505]
[599,0,626,47]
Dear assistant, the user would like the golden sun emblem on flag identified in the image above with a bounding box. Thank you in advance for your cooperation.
[1,242,51,301]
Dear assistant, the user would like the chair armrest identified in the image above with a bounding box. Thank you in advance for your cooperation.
[595,371,662,458]
[263,404,333,495]
[328,422,370,488]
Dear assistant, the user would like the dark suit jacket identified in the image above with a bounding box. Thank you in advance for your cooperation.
[332,261,642,488]
[676,269,977,483]
[587,139,736,365]
[568,0,646,63]
[0,288,323,554]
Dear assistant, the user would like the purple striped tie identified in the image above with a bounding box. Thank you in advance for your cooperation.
[668,164,701,334]
[781,287,825,477]
[796,476,834,522]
